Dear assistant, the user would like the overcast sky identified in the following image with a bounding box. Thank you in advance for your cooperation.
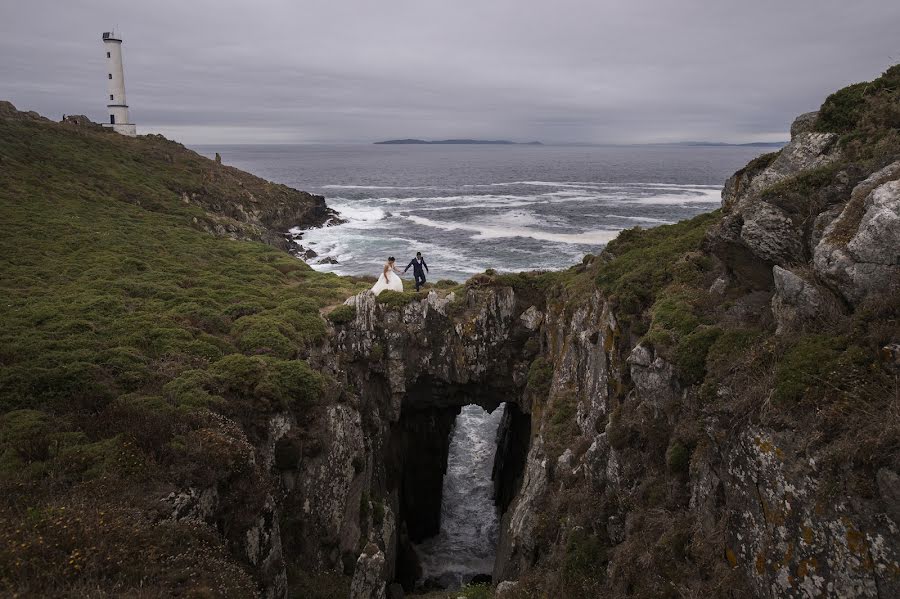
[2,0,898,144]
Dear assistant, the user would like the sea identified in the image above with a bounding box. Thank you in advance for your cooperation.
[193,143,769,281]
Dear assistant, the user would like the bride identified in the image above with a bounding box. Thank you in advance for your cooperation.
[371,256,404,295]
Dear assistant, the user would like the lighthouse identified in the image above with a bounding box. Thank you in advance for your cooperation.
[102,31,137,136]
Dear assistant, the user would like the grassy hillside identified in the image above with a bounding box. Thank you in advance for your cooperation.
[0,107,367,595]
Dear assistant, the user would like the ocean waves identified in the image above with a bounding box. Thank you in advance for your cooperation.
[295,179,722,280]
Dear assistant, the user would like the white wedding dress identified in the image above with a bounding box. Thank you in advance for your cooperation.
[371,267,403,295]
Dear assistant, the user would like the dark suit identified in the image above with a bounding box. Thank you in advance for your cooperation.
[404,257,429,291]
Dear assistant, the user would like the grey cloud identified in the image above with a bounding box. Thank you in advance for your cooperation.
[1,0,898,144]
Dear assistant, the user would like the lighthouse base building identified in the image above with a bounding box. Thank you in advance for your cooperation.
[102,31,137,136]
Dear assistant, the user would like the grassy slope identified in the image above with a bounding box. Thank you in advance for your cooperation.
[0,111,368,595]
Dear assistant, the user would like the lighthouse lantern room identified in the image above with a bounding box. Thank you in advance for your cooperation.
[102,31,137,136]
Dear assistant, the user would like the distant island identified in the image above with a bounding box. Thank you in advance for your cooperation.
[374,138,543,145]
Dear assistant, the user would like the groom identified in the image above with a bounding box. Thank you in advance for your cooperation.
[404,252,429,291]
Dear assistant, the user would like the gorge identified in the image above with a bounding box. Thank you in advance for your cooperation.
[1,65,899,599]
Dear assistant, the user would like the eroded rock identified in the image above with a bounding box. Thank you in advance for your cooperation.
[770,266,834,334]
[350,545,387,599]
[815,175,900,305]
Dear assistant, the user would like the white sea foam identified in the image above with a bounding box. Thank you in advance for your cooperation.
[618,188,721,205]
[328,203,388,222]
[405,214,619,245]
[321,184,436,190]
[602,214,674,224]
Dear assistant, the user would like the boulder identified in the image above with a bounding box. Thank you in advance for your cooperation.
[627,344,677,416]
[739,201,805,265]
[349,545,387,599]
[745,131,841,197]
[495,580,519,597]
[709,127,843,281]
[519,305,544,330]
[789,111,818,139]
[770,266,833,334]
[62,114,101,128]
[814,176,900,305]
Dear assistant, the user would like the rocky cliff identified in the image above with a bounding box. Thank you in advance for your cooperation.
[309,67,899,599]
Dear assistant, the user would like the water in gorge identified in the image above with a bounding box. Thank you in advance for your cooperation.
[414,404,506,589]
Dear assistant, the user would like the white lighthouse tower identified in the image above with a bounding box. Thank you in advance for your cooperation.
[102,31,137,136]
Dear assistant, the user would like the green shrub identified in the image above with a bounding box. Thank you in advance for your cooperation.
[666,441,691,474]
[816,82,869,134]
[674,326,722,384]
[563,527,607,579]
[224,301,266,319]
[375,290,427,308]
[643,289,703,352]
[205,354,323,410]
[254,359,323,408]
[527,357,554,398]
[460,583,493,599]
[162,369,218,408]
[98,346,151,390]
[168,302,228,334]
[595,211,720,315]
[231,315,295,358]
[545,390,580,460]
[774,335,844,405]
[208,354,267,395]
[606,405,632,450]
[705,328,764,380]
[816,64,900,163]
[0,409,53,463]
[327,304,356,325]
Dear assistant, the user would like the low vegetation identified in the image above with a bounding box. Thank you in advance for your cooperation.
[0,108,367,594]
[326,303,356,324]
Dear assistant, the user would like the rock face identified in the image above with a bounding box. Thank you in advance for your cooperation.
[771,266,834,334]
[350,546,387,599]
[789,110,818,138]
[814,163,900,306]
[708,114,845,285]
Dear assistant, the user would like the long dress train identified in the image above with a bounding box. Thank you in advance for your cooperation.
[371,270,403,295]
